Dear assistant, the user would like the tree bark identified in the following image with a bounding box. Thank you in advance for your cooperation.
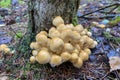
[29,0,80,33]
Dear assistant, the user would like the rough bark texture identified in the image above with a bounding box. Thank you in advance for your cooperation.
[29,0,80,33]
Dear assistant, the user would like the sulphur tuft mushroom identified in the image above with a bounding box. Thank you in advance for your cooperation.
[32,50,38,56]
[61,52,71,62]
[29,16,98,68]
[50,54,62,67]
[30,56,36,63]
[52,16,64,27]
[73,57,83,68]
[50,37,64,53]
[0,44,11,54]
[79,50,89,61]
[36,50,51,64]
[64,43,74,52]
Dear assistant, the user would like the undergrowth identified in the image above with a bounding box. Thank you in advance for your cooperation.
[0,0,24,8]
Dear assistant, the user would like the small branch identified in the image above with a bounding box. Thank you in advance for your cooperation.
[78,3,120,18]
[9,25,21,38]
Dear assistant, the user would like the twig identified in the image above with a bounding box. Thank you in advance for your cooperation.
[109,5,119,13]
[78,3,120,18]
[9,25,21,38]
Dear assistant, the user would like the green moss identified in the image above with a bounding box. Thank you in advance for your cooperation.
[72,16,79,26]
[0,0,24,8]
[103,32,120,44]
[0,0,11,8]
[109,16,120,25]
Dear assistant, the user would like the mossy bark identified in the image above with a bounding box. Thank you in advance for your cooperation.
[18,0,80,56]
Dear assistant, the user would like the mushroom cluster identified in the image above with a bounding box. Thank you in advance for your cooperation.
[29,16,98,68]
[0,44,10,54]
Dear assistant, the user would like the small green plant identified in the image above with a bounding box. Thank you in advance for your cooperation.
[0,0,24,8]
[72,16,79,26]
[109,16,120,25]
[0,0,11,8]
[15,32,23,39]
[104,32,120,44]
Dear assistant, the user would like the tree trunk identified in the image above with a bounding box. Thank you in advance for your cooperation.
[29,0,80,33]
[18,0,80,57]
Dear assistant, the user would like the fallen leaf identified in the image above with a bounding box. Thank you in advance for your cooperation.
[109,56,120,72]
[0,72,9,80]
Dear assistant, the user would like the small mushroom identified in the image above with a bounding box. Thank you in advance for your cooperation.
[73,57,83,68]
[61,52,71,62]
[49,29,60,38]
[4,48,10,54]
[32,50,38,56]
[0,44,8,51]
[60,29,72,42]
[56,24,66,32]
[36,34,48,46]
[74,24,84,33]
[50,37,64,53]
[30,56,36,63]
[39,31,48,36]
[36,50,51,64]
[64,43,74,52]
[83,48,91,55]
[50,54,62,67]
[52,16,64,27]
[30,42,40,50]
[79,50,89,61]
[87,32,92,37]
[89,41,98,48]
[70,31,81,43]
[70,52,79,63]
[65,24,74,30]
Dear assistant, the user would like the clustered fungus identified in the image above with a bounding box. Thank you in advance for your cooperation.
[0,44,10,54]
[29,16,98,68]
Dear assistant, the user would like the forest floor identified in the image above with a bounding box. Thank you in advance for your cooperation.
[0,0,120,80]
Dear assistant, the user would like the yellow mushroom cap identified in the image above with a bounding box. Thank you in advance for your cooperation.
[80,29,88,35]
[50,54,62,67]
[60,29,72,42]
[49,27,56,33]
[74,44,81,51]
[36,34,48,46]
[32,50,38,56]
[84,48,91,55]
[87,32,92,36]
[64,43,74,52]
[98,24,106,28]
[79,51,89,61]
[36,50,51,64]
[49,30,60,38]
[56,24,66,32]
[30,56,36,63]
[52,16,64,27]
[30,42,40,49]
[70,31,81,42]
[39,31,48,36]
[4,48,10,53]
[50,37,64,53]
[61,52,71,62]
[73,57,83,68]
[72,49,79,54]
[0,44,8,51]
[74,24,84,33]
[89,41,98,48]
[70,52,79,63]
[65,24,74,30]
